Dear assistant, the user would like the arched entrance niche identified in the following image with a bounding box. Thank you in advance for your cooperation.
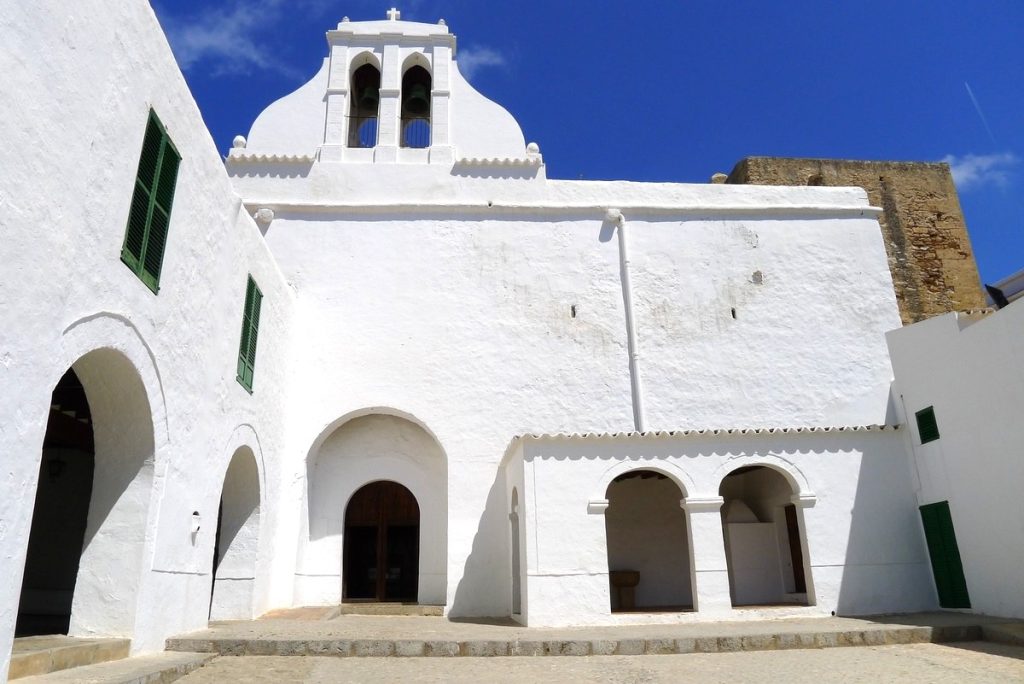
[604,470,694,612]
[210,446,261,620]
[343,481,419,601]
[17,348,156,638]
[306,412,447,605]
[719,465,811,607]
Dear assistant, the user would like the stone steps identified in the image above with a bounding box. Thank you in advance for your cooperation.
[336,603,444,617]
[15,651,214,683]
[165,622,988,658]
[9,636,131,679]
[983,623,1024,647]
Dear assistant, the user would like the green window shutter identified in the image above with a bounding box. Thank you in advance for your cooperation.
[919,501,970,609]
[121,110,179,293]
[915,406,940,444]
[236,276,263,392]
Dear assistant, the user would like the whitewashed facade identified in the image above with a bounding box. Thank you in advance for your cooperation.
[2,4,1000,678]
[887,303,1024,621]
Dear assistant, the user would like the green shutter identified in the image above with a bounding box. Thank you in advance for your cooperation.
[121,110,179,294]
[915,406,940,444]
[919,501,970,609]
[236,276,263,392]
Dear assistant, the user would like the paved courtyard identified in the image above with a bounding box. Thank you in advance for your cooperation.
[178,642,1024,683]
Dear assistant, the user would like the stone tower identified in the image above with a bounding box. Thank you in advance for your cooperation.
[726,157,987,325]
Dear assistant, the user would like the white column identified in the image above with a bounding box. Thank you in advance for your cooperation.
[375,42,401,161]
[428,45,454,163]
[790,493,818,605]
[320,44,350,162]
[684,496,733,615]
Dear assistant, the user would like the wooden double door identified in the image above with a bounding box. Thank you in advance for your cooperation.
[343,481,420,602]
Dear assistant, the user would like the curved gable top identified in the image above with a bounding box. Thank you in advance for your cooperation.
[244,58,329,156]
[235,16,529,164]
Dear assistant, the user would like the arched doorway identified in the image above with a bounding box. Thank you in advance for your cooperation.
[210,446,261,620]
[16,349,155,638]
[343,481,420,602]
[719,465,810,606]
[16,369,94,636]
[605,470,694,612]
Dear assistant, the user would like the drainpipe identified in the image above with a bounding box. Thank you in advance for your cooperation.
[606,208,646,432]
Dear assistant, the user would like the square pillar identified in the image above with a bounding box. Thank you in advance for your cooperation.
[684,496,733,615]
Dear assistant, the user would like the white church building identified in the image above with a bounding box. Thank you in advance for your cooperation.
[3,4,1013,677]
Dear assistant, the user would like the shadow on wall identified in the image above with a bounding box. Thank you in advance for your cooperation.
[835,429,934,615]
[450,466,509,619]
[225,162,313,182]
[449,164,541,180]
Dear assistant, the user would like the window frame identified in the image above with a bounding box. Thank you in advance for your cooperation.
[236,275,263,393]
[120,109,180,294]
[915,406,940,444]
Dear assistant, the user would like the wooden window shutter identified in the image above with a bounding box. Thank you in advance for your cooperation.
[236,276,263,392]
[919,501,970,609]
[121,110,180,293]
[915,406,940,444]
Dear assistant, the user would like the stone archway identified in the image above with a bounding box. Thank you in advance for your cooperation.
[604,470,694,612]
[210,446,261,620]
[16,348,156,638]
[719,465,811,606]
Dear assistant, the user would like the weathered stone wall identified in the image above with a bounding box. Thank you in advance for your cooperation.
[726,158,986,325]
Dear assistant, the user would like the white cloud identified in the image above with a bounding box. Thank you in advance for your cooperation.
[942,152,1018,191]
[456,46,507,80]
[158,0,321,79]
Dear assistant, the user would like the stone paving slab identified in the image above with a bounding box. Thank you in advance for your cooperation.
[16,652,215,683]
[165,612,1021,658]
[174,643,1024,683]
[9,636,131,679]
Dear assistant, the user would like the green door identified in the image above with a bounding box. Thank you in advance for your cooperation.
[919,501,971,609]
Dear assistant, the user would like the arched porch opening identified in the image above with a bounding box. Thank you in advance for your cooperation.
[16,348,155,638]
[604,470,694,612]
[343,481,419,602]
[210,446,261,620]
[719,465,811,607]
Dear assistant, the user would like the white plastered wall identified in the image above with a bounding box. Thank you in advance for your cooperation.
[252,203,901,619]
[0,1,297,676]
[887,302,1024,618]
[296,413,448,606]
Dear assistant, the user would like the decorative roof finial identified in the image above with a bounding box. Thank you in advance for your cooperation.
[386,7,401,20]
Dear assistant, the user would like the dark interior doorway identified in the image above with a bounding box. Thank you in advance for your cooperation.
[16,369,95,637]
[343,481,419,602]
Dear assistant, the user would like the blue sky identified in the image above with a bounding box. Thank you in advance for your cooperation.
[153,1,1023,284]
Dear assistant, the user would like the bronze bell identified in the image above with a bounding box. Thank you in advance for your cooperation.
[358,85,379,111]
[404,83,430,115]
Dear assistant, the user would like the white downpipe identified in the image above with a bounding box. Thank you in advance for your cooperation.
[606,208,646,432]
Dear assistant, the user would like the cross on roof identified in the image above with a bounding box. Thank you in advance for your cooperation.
[386,8,401,20]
